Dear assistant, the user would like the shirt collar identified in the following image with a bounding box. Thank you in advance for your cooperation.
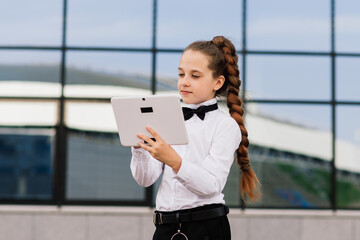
[188,98,217,109]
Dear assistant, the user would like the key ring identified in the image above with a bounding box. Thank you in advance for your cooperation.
[170,222,188,240]
[170,229,188,240]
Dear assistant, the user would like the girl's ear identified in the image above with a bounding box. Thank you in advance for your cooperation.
[214,75,225,91]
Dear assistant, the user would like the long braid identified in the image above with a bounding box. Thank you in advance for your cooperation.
[212,36,261,201]
[184,36,261,201]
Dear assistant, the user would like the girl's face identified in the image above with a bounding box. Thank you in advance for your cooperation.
[177,50,225,104]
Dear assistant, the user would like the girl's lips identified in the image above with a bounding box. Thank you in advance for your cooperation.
[181,90,192,94]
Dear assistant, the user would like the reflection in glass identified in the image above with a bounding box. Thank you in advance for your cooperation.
[65,101,146,200]
[157,0,241,49]
[0,0,62,46]
[223,163,241,207]
[67,0,152,47]
[336,0,360,52]
[336,57,360,101]
[65,51,152,98]
[246,55,330,100]
[156,53,181,94]
[0,127,54,200]
[336,106,360,208]
[245,103,332,208]
[66,130,144,201]
[0,101,57,126]
[0,50,61,97]
[247,0,330,51]
[65,101,116,132]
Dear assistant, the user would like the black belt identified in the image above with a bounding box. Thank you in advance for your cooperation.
[153,205,229,225]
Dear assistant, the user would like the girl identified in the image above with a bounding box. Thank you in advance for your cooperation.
[131,36,260,240]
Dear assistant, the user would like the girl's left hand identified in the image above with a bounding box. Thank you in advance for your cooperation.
[137,126,182,173]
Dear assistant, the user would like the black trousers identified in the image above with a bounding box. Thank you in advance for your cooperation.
[153,205,231,240]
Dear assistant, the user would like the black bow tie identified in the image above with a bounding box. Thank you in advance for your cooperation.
[182,103,218,121]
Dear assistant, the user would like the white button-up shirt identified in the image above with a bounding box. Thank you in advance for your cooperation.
[130,98,241,211]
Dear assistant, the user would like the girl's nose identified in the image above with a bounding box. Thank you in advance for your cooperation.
[181,76,190,86]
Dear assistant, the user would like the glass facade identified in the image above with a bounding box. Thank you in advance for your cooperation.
[336,0,360,53]
[0,0,359,210]
[156,53,182,94]
[245,103,332,208]
[336,57,360,101]
[157,0,242,49]
[0,50,61,97]
[247,0,330,51]
[67,0,153,47]
[0,0,62,46]
[246,55,331,100]
[65,51,152,98]
[66,130,144,201]
[336,106,360,208]
[0,128,54,200]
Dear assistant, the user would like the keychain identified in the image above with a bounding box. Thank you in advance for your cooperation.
[170,223,188,240]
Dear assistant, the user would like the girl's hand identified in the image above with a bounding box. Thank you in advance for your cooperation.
[137,126,182,173]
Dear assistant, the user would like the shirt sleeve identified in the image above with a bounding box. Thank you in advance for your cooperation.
[174,117,241,197]
[130,147,164,187]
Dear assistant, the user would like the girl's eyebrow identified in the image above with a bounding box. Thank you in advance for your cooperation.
[190,69,202,74]
[178,67,202,73]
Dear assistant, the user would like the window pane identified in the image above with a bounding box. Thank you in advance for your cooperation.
[0,51,61,97]
[0,0,62,46]
[65,101,144,200]
[67,0,152,47]
[0,127,54,200]
[336,57,360,101]
[223,162,241,207]
[65,51,152,98]
[246,55,330,100]
[66,130,144,201]
[248,0,330,51]
[0,101,57,126]
[65,101,116,132]
[156,53,181,94]
[245,103,332,208]
[336,106,360,208]
[157,0,242,49]
[336,0,360,52]
[0,100,56,200]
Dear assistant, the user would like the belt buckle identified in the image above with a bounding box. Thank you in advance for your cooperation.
[153,212,163,225]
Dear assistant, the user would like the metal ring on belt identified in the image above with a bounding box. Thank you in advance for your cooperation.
[153,205,229,225]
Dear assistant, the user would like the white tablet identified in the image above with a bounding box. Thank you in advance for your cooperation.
[111,95,188,147]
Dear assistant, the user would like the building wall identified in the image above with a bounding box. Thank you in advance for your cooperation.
[0,206,359,240]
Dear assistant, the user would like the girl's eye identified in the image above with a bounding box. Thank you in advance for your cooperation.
[178,73,185,77]
[192,75,200,78]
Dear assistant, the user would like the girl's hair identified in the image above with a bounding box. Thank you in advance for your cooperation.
[184,36,261,201]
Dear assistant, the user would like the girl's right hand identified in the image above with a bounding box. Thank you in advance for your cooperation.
[136,126,182,173]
